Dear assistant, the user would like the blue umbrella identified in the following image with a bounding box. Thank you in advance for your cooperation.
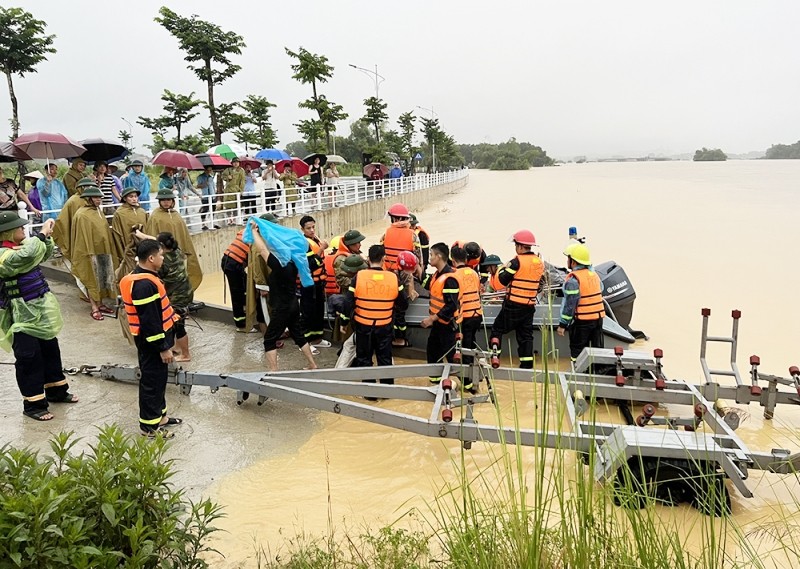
[255,148,289,161]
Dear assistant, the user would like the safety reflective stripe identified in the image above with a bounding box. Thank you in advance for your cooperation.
[233,316,246,322]
[519,356,534,362]
[562,314,573,321]
[442,288,459,293]
[304,330,324,337]
[132,293,160,306]
[146,332,166,342]
[505,254,543,307]
[429,272,462,325]
[453,267,483,319]
[571,269,606,320]
[565,289,580,295]
[43,379,68,388]
[140,416,161,425]
[23,393,46,402]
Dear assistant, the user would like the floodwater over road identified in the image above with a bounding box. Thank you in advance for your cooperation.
[208,162,800,566]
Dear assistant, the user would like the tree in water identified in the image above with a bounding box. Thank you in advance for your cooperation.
[286,47,348,153]
[155,6,245,145]
[361,97,388,144]
[0,6,55,139]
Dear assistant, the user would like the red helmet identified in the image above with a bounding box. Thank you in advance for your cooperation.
[512,229,537,246]
[388,203,410,217]
[397,251,418,271]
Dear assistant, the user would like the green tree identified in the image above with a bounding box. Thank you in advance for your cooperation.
[361,96,388,144]
[397,111,416,161]
[155,6,246,145]
[118,130,132,151]
[765,141,800,159]
[693,147,727,161]
[232,126,257,152]
[285,140,308,158]
[137,89,202,148]
[286,47,347,152]
[294,118,326,153]
[383,130,404,157]
[238,94,278,149]
[0,7,56,139]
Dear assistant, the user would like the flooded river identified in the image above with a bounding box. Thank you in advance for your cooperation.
[206,162,800,566]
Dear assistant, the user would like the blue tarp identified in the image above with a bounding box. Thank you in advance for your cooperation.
[241,216,313,287]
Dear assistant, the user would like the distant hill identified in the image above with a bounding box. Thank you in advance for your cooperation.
[693,148,727,162]
[765,141,800,159]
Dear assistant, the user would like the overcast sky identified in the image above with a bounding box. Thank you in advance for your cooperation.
[4,0,799,158]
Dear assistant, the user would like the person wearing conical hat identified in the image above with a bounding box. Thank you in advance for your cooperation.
[0,211,78,421]
[70,181,118,321]
[111,185,148,270]
[143,187,203,290]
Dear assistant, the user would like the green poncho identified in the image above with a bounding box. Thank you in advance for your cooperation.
[159,248,193,309]
[0,237,63,351]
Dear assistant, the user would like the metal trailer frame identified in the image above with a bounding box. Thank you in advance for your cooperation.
[82,308,800,512]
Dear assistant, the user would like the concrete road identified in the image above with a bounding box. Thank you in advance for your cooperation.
[0,281,339,498]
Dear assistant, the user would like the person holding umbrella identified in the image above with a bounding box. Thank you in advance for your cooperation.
[37,163,68,223]
[196,165,217,230]
[223,157,245,225]
[280,163,298,216]
[122,160,152,211]
[308,156,323,192]
[325,161,341,205]
[0,211,79,421]
[261,160,280,213]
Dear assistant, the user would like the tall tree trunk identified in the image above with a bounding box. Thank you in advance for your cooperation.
[5,70,19,140]
[374,123,380,144]
[206,60,221,144]
[176,121,182,148]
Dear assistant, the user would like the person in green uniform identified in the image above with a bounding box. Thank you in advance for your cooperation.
[156,232,194,362]
[0,211,78,421]
[111,185,148,275]
[224,157,246,224]
[279,163,299,216]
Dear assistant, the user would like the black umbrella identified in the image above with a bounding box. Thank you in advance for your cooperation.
[79,138,129,163]
[303,153,328,167]
[194,153,232,171]
[0,142,32,163]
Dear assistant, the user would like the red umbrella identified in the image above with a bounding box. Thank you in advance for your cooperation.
[152,150,203,170]
[363,162,389,178]
[194,153,232,171]
[13,132,86,160]
[0,142,32,163]
[276,157,310,177]
[237,156,261,170]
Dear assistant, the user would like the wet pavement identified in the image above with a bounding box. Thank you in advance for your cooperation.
[0,281,339,498]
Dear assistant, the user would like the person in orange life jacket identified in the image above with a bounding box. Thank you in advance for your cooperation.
[482,254,505,293]
[557,242,605,361]
[333,229,366,292]
[323,235,342,296]
[409,214,429,273]
[464,241,488,283]
[248,220,317,372]
[391,250,419,347]
[119,239,182,439]
[450,245,483,369]
[299,215,330,347]
[344,245,408,386]
[0,213,78,422]
[221,226,251,330]
[421,242,461,383]
[489,230,544,369]
[380,203,422,275]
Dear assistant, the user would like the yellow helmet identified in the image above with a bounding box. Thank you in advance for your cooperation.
[330,235,341,252]
[563,242,591,265]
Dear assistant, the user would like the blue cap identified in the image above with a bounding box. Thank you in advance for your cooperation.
[569,226,578,237]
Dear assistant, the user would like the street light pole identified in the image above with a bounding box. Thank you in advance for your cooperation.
[348,63,385,99]
[416,105,438,173]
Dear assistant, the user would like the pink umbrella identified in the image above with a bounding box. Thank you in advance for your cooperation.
[13,132,86,160]
[276,157,310,177]
[152,149,203,170]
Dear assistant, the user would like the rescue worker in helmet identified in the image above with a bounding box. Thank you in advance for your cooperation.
[409,214,429,273]
[489,229,544,369]
[391,250,420,347]
[557,242,605,362]
[333,229,366,293]
[380,203,422,275]
[450,245,483,372]
[482,254,504,293]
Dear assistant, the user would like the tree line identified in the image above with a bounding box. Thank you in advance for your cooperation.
[1,5,552,172]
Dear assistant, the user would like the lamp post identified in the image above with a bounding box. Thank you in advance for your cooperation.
[348,63,385,99]
[416,105,438,173]
[121,117,133,152]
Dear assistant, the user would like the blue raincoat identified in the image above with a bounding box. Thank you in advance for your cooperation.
[242,216,313,287]
[36,178,68,222]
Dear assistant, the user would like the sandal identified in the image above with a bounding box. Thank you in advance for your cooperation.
[160,417,183,426]
[140,427,175,439]
[91,309,104,321]
[50,393,79,403]
[98,304,115,315]
[24,409,54,421]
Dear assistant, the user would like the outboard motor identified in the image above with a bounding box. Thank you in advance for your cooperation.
[594,261,645,338]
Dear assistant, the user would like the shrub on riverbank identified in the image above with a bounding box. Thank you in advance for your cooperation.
[0,426,223,568]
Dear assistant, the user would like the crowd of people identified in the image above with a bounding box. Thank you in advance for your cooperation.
[1,181,607,438]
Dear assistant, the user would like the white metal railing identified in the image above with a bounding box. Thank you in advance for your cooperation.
[22,169,468,236]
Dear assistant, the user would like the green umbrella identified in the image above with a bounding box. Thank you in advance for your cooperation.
[206,143,246,160]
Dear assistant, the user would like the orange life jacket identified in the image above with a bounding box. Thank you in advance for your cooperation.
[453,265,482,319]
[568,268,606,321]
[429,270,462,325]
[505,253,543,307]
[352,268,399,327]
[120,272,179,340]
[307,237,325,283]
[223,230,249,265]
[383,225,415,271]
[323,250,343,295]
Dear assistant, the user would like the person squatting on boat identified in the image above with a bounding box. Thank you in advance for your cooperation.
[557,242,605,361]
[489,229,544,369]
[0,212,78,421]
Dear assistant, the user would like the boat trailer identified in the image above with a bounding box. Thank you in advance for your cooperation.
[80,308,800,515]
